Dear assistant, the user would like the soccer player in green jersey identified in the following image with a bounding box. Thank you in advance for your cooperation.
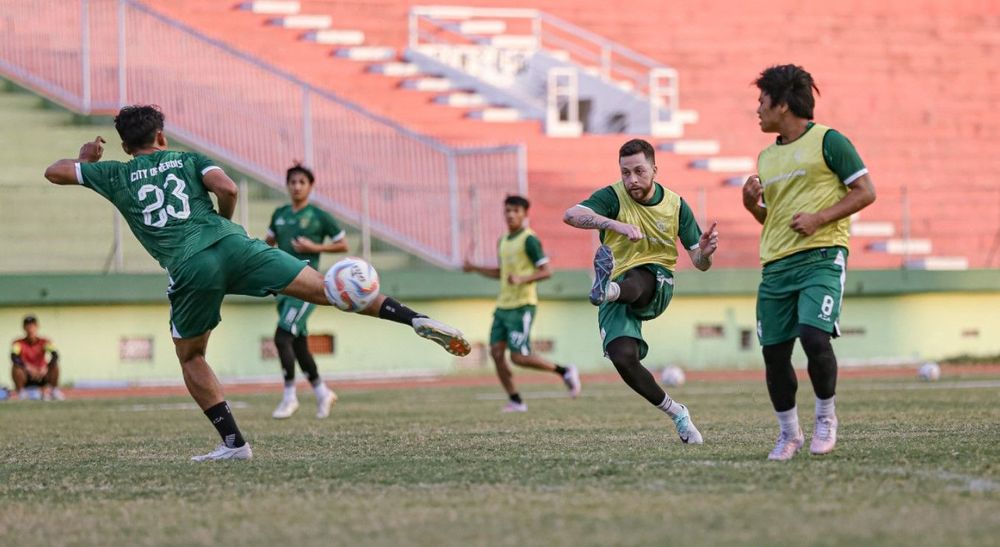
[563,139,719,444]
[742,65,876,461]
[265,164,346,420]
[463,195,581,412]
[44,105,471,462]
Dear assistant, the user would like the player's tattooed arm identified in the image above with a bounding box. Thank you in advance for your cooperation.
[44,136,105,185]
[564,206,643,241]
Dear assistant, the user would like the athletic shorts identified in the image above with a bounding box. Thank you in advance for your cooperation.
[276,294,316,336]
[167,234,308,339]
[598,265,674,360]
[489,305,537,356]
[756,246,848,346]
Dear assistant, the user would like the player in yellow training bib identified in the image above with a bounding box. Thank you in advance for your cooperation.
[464,196,582,412]
[742,65,876,461]
[564,139,719,445]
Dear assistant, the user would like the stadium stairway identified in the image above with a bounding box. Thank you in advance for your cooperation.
[140,0,1000,270]
[0,82,420,274]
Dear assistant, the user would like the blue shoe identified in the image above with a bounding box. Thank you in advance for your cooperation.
[589,245,615,306]
[671,403,704,444]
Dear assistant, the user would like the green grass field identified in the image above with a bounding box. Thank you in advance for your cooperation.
[3,376,999,546]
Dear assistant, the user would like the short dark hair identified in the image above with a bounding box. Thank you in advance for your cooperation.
[504,195,530,210]
[619,139,655,165]
[23,315,37,327]
[754,65,820,119]
[114,105,164,151]
[286,163,315,185]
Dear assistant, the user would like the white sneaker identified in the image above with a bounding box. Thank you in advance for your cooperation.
[316,390,338,419]
[810,414,838,455]
[413,317,472,356]
[49,388,66,401]
[502,401,528,413]
[272,398,299,419]
[768,428,805,461]
[562,365,581,398]
[191,442,253,462]
[670,403,704,444]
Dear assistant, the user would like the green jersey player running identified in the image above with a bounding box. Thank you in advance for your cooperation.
[742,65,876,461]
[44,105,471,462]
[266,163,347,420]
[564,139,719,444]
[463,195,581,412]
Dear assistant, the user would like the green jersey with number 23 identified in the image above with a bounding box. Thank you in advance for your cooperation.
[77,150,246,271]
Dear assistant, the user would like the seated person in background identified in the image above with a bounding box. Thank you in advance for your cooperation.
[11,315,64,401]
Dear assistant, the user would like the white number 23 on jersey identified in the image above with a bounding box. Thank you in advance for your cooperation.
[138,174,191,228]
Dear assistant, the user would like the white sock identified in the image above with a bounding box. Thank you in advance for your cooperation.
[313,381,330,399]
[776,407,800,437]
[606,282,621,302]
[283,385,297,402]
[656,394,681,418]
[815,396,835,417]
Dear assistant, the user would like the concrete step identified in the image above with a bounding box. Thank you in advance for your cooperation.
[401,77,455,92]
[241,1,300,15]
[334,46,396,62]
[690,157,755,173]
[367,62,421,77]
[434,92,487,108]
[850,221,895,237]
[659,140,721,155]
[304,29,365,46]
[270,14,333,29]
[467,107,522,122]
[903,256,969,270]
[866,238,932,255]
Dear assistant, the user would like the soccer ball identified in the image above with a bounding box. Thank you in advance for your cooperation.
[917,361,941,382]
[660,365,686,387]
[324,257,380,312]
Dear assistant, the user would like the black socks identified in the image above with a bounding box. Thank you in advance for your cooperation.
[554,365,568,376]
[378,297,425,326]
[204,401,246,448]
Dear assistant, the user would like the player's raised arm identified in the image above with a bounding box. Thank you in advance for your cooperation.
[687,221,719,271]
[44,136,105,185]
[563,205,643,241]
[203,168,238,220]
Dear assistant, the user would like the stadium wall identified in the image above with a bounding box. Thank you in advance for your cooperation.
[0,270,997,385]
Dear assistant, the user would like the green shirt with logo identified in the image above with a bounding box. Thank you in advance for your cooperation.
[267,204,345,270]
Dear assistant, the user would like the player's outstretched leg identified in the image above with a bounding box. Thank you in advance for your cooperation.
[281,268,472,356]
[800,325,838,455]
[763,339,804,461]
[176,333,252,462]
[606,337,702,444]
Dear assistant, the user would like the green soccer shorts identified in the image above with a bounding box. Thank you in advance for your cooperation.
[598,265,674,360]
[756,246,848,346]
[276,294,316,336]
[489,305,537,356]
[168,234,308,339]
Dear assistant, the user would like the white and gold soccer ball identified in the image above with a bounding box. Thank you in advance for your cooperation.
[324,257,380,312]
[660,365,686,387]
[917,361,941,382]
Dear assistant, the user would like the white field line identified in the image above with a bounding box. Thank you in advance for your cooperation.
[117,401,250,412]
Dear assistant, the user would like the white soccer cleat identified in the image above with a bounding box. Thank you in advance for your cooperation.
[768,428,805,461]
[316,390,338,419]
[502,401,528,413]
[670,403,704,444]
[562,365,582,398]
[272,398,300,419]
[48,388,66,401]
[810,414,838,455]
[413,317,472,356]
[191,442,253,462]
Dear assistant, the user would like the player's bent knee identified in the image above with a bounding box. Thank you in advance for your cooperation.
[799,325,833,356]
[509,352,531,366]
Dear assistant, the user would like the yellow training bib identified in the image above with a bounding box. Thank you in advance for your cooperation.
[605,182,680,278]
